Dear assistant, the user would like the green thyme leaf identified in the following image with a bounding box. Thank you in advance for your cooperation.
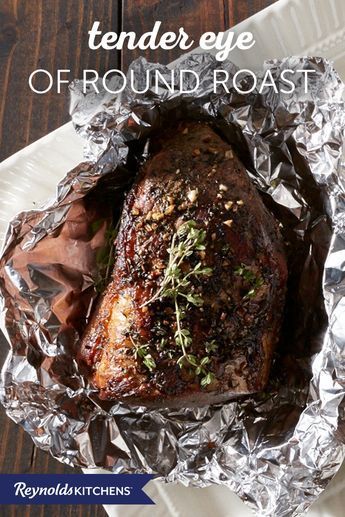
[235,263,264,298]
[93,217,121,294]
[133,343,157,372]
[205,340,218,353]
[201,372,216,387]
[159,338,167,349]
[91,219,103,236]
[143,354,156,372]
[185,293,203,306]
[186,354,198,367]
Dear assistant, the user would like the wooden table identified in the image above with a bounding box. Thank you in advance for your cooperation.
[0,1,276,515]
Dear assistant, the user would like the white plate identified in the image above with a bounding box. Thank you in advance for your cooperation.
[1,0,345,515]
[181,0,345,81]
[0,122,83,244]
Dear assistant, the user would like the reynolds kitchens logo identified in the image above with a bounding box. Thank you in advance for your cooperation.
[0,474,154,505]
[14,481,133,498]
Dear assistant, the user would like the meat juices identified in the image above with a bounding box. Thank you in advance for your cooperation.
[79,122,287,407]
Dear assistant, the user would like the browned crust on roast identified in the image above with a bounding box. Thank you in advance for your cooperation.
[78,122,287,407]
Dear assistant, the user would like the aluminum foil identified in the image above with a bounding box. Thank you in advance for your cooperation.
[1,54,345,516]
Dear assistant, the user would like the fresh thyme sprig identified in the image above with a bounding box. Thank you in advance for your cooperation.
[131,337,157,372]
[142,220,212,308]
[134,344,156,372]
[95,222,119,293]
[141,220,216,386]
[234,263,264,298]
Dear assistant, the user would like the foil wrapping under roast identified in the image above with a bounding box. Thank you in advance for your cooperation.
[1,55,345,516]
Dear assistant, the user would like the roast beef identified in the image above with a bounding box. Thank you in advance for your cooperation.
[79,122,287,407]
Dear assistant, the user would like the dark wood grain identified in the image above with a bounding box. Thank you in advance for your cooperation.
[121,0,276,69]
[0,0,120,161]
[0,1,276,515]
[121,0,226,69]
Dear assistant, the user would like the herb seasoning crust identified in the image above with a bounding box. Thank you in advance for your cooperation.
[79,122,288,407]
